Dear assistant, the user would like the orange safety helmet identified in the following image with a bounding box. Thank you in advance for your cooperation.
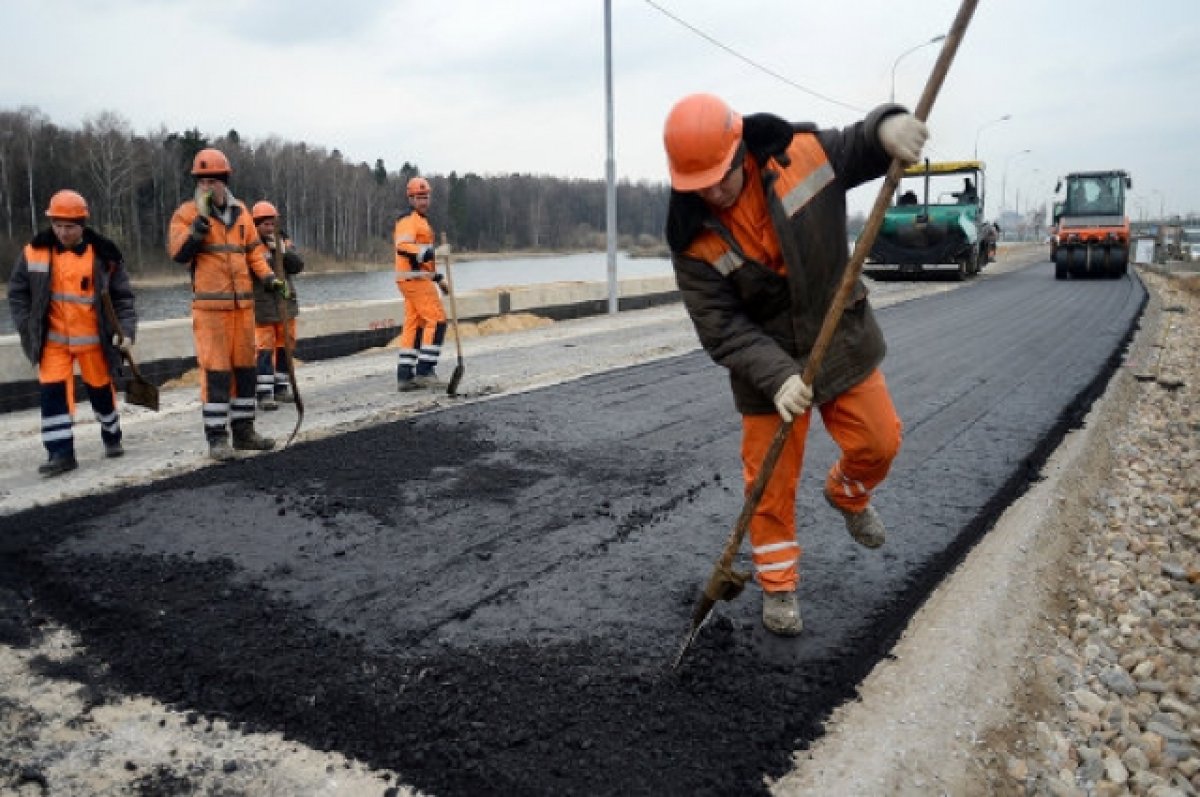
[662,93,744,191]
[251,200,279,221]
[191,148,232,177]
[45,189,89,221]
[407,176,431,197]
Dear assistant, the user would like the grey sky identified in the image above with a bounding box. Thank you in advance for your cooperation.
[2,0,1197,219]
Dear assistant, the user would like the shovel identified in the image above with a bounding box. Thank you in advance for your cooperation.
[100,291,160,411]
[671,0,980,671]
[440,232,466,396]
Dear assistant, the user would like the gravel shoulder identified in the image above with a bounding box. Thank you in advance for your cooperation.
[10,249,1191,797]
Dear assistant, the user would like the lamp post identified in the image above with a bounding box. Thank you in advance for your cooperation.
[890,34,946,103]
[1001,149,1031,215]
[973,114,1011,160]
[1150,189,1165,220]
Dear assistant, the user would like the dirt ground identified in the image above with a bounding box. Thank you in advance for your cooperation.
[4,248,1186,797]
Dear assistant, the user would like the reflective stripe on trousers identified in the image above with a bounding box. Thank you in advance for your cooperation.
[741,368,901,592]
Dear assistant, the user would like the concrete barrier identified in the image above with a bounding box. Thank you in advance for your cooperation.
[0,276,680,413]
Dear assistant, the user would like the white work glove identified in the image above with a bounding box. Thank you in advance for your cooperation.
[116,338,134,359]
[773,374,813,422]
[878,113,929,165]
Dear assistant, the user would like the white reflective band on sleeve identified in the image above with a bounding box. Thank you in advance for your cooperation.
[753,541,800,555]
[756,561,795,573]
[28,259,49,273]
[711,250,745,277]
[780,162,835,217]
[396,234,416,244]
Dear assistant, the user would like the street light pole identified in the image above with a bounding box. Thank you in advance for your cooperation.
[1001,149,1031,214]
[603,0,618,315]
[890,34,946,103]
[973,114,1011,160]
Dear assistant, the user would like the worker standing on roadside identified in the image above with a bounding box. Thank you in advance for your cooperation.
[168,148,288,460]
[250,201,304,411]
[392,176,447,391]
[662,94,927,636]
[8,190,137,476]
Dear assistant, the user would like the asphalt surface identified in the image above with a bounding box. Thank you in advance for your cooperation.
[0,259,1146,796]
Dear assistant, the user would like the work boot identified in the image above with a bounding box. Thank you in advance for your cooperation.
[397,379,421,393]
[209,437,235,462]
[274,387,294,404]
[38,453,78,477]
[258,396,279,412]
[762,591,803,636]
[232,423,276,452]
[104,441,125,459]
[413,373,443,389]
[825,492,886,549]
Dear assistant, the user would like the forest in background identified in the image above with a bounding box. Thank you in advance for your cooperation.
[0,107,675,281]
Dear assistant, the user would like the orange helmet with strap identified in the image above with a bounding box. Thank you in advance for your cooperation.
[252,201,279,221]
[191,148,232,177]
[45,189,89,221]
[407,176,431,197]
[662,93,744,191]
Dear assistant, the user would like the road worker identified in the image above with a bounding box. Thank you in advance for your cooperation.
[8,190,137,476]
[392,176,447,391]
[250,201,304,411]
[168,148,288,460]
[662,94,928,636]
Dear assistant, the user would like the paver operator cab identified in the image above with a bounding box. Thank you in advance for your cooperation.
[867,159,997,281]
[1050,170,1132,279]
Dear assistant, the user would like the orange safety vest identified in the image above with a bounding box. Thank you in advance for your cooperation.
[683,133,834,277]
[27,244,102,348]
[393,211,437,281]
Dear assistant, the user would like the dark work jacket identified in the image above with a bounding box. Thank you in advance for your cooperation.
[252,235,304,324]
[7,228,136,372]
[667,104,903,414]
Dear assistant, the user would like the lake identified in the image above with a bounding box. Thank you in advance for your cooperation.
[1,252,673,336]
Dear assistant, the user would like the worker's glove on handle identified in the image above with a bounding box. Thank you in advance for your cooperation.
[189,215,211,241]
[879,113,928,165]
[266,277,290,300]
[194,188,214,218]
[432,272,449,295]
[773,374,813,423]
[418,246,435,264]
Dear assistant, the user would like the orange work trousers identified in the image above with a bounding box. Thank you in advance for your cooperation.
[742,368,902,592]
[193,307,258,438]
[396,279,447,379]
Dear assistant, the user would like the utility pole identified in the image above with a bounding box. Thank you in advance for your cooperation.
[603,0,618,315]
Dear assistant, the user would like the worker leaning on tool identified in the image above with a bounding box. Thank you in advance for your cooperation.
[249,200,304,412]
[662,93,927,636]
[392,176,448,392]
[168,148,288,461]
[8,190,137,477]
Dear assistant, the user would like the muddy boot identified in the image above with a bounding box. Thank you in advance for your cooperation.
[208,436,235,462]
[397,379,421,392]
[38,453,78,477]
[413,373,443,389]
[825,492,886,549]
[104,440,125,459]
[258,396,279,412]
[762,591,803,636]
[232,421,275,452]
[274,387,294,404]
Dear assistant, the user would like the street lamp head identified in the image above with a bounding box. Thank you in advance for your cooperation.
[930,34,947,43]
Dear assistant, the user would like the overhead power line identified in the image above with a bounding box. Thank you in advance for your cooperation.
[643,0,867,114]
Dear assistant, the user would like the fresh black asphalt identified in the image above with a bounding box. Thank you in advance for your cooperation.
[0,260,1146,796]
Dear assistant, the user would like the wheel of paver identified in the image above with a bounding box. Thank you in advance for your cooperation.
[968,246,982,276]
[1054,248,1069,280]
[954,257,968,281]
[1069,246,1090,276]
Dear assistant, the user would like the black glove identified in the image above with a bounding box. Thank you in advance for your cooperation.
[190,215,211,240]
[432,273,444,283]
[418,246,435,264]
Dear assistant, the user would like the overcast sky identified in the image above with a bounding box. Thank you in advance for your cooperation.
[2,0,1197,220]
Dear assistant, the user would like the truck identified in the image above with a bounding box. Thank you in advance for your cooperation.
[867,160,996,281]
[1051,170,1132,279]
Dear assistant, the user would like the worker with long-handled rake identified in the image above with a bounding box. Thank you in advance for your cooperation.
[663,94,927,638]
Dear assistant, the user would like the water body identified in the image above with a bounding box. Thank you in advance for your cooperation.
[0,252,672,335]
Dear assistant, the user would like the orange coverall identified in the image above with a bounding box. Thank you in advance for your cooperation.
[393,210,446,383]
[169,198,276,442]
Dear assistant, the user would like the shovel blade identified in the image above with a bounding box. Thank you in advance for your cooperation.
[447,361,465,396]
[125,376,160,411]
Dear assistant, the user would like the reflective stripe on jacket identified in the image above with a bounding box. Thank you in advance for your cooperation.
[393,210,436,278]
[667,104,904,413]
[169,198,275,311]
[7,228,136,370]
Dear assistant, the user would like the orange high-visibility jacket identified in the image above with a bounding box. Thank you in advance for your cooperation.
[393,210,437,281]
[169,199,275,311]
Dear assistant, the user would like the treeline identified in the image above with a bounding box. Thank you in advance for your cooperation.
[0,107,671,280]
